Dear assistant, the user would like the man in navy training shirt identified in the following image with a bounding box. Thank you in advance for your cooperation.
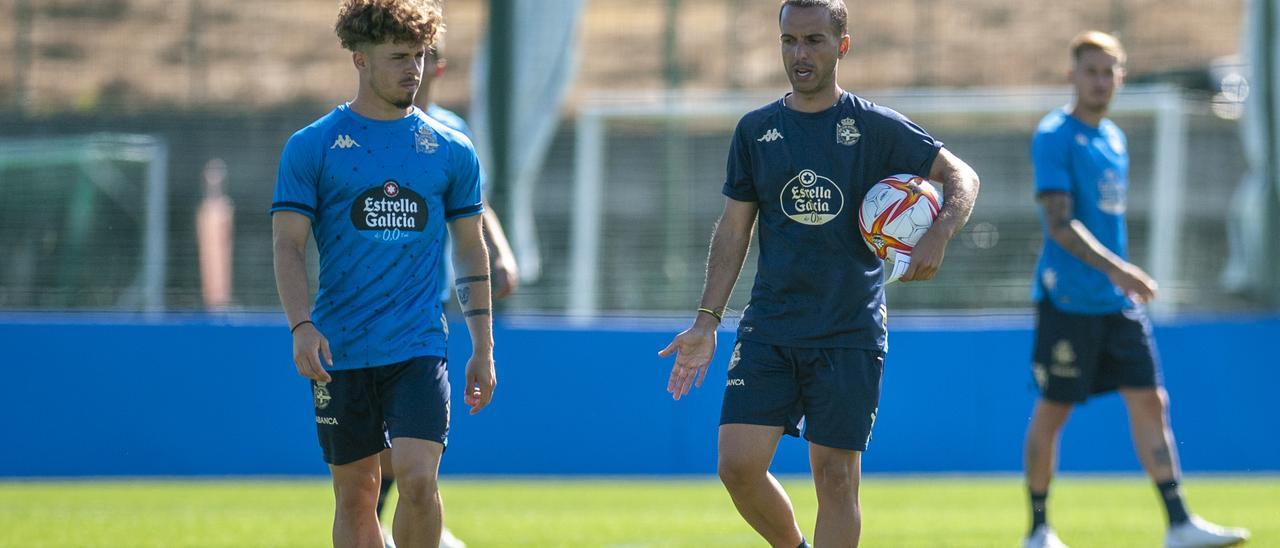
[1021,30,1248,548]
[660,1,979,546]
[271,1,496,546]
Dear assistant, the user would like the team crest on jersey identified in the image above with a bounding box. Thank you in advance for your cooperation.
[1105,127,1125,154]
[837,117,860,146]
[781,169,844,225]
[313,382,332,410]
[415,126,439,154]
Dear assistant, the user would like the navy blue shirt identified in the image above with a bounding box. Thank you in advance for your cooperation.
[1030,108,1131,314]
[271,104,483,370]
[723,92,942,350]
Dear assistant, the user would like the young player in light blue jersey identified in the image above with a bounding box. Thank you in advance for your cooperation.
[660,1,980,546]
[1022,30,1248,548]
[271,2,496,547]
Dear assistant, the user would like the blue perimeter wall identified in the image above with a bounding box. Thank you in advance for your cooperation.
[2,313,1277,477]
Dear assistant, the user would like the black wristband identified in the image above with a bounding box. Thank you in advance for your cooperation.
[290,320,314,334]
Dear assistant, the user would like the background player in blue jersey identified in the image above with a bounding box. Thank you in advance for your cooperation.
[271,2,496,547]
[1021,31,1248,548]
[372,35,519,548]
[659,1,979,546]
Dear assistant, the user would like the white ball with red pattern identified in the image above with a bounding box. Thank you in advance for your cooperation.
[858,174,941,269]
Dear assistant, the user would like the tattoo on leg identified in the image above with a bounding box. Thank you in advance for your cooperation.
[456,286,471,306]
[463,309,491,317]
[1152,447,1172,467]
[455,275,490,285]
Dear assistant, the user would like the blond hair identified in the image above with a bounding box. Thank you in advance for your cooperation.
[1070,30,1126,64]
[335,0,442,52]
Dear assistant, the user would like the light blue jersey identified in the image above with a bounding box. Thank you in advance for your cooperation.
[1030,108,1131,314]
[271,104,483,370]
[425,103,479,303]
[426,103,472,137]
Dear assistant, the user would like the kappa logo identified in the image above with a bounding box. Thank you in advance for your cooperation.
[757,128,783,142]
[331,134,361,149]
[1032,362,1048,390]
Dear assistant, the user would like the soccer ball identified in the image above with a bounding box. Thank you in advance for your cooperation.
[858,174,941,282]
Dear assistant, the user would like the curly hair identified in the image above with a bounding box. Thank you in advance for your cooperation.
[334,0,442,52]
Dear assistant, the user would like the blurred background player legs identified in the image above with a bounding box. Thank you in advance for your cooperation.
[374,28,516,548]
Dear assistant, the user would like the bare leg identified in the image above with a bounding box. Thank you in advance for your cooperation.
[809,443,861,547]
[377,449,395,519]
[330,454,385,548]
[718,424,806,547]
[1120,387,1180,482]
[390,438,445,548]
[1024,399,1073,493]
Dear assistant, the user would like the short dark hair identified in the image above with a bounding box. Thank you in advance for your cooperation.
[334,0,442,52]
[779,0,848,36]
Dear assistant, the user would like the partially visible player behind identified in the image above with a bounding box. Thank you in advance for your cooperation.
[1021,30,1249,548]
[660,1,979,546]
[373,30,520,548]
[271,1,496,546]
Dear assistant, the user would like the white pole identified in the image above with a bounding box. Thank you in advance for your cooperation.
[143,137,169,312]
[568,113,605,316]
[1147,92,1187,317]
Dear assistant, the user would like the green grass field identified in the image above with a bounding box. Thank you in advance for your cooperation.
[0,475,1275,547]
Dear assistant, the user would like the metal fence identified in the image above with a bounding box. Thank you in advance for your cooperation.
[0,0,1260,313]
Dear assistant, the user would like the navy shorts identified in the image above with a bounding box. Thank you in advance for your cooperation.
[1032,299,1162,403]
[311,355,450,465]
[720,339,884,451]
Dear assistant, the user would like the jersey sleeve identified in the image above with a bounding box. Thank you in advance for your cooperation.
[868,106,943,177]
[270,130,321,219]
[1031,129,1071,194]
[721,118,758,202]
[444,136,484,221]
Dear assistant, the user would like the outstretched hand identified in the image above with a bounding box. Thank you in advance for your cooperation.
[1109,262,1159,304]
[658,324,717,400]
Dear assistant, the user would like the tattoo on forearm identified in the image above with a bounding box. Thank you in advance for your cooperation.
[1041,193,1113,271]
[463,308,491,317]
[455,275,490,285]
[456,286,471,306]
